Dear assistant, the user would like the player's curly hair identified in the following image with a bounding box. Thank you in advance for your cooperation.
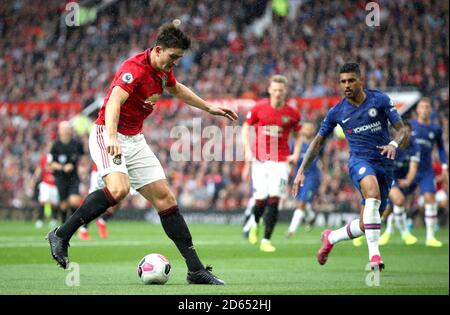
[155,23,191,50]
[339,62,361,76]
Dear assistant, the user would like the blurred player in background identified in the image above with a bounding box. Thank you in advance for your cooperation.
[378,121,419,246]
[292,63,409,270]
[410,98,448,247]
[33,144,59,229]
[431,162,449,213]
[415,161,449,225]
[47,24,237,284]
[240,180,255,239]
[287,122,321,237]
[242,74,302,252]
[49,121,84,223]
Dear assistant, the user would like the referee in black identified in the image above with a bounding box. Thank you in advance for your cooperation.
[50,121,85,223]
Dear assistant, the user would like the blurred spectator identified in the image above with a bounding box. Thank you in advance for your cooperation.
[0,1,448,102]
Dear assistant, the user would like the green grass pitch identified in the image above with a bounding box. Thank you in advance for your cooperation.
[0,220,447,295]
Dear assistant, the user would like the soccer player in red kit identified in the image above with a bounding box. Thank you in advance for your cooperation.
[34,150,59,229]
[242,75,302,252]
[47,24,237,284]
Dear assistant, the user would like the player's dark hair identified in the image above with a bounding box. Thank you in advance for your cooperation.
[418,96,432,105]
[155,24,191,50]
[339,63,361,76]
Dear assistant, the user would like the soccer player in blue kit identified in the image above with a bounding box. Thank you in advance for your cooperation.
[292,63,409,270]
[379,121,419,246]
[410,98,448,247]
[287,122,321,237]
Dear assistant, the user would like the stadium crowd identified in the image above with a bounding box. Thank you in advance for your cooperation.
[1,0,448,102]
[0,0,448,215]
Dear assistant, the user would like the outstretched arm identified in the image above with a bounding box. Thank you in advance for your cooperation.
[167,82,238,121]
[291,134,327,197]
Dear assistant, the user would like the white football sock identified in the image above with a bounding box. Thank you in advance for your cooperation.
[328,219,363,245]
[363,198,382,259]
[288,209,304,233]
[243,214,256,233]
[385,213,394,234]
[244,196,255,216]
[97,217,106,225]
[425,203,438,240]
[393,205,408,236]
[305,203,315,222]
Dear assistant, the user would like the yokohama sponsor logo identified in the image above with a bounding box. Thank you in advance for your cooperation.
[353,121,382,133]
[415,138,432,148]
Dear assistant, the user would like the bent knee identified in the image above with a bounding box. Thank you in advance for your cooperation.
[68,195,81,207]
[394,196,405,206]
[424,193,435,204]
[364,189,381,200]
[154,191,177,210]
[107,185,130,201]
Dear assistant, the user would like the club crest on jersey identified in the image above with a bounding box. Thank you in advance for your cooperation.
[122,73,134,84]
[282,116,290,124]
[429,132,435,139]
[162,75,168,88]
[113,155,122,165]
[368,108,378,117]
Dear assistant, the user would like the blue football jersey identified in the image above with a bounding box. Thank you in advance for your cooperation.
[411,119,447,172]
[296,142,320,176]
[393,136,420,180]
[319,89,402,166]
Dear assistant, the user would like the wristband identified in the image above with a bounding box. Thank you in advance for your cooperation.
[389,140,398,148]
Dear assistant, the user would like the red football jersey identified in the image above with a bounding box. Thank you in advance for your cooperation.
[245,99,301,162]
[96,49,176,135]
[40,154,55,185]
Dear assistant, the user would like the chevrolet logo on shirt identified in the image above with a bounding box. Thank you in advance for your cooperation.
[144,93,161,105]
[263,125,283,137]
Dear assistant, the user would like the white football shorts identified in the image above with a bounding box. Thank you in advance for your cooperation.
[89,124,166,190]
[251,160,289,200]
[38,182,59,204]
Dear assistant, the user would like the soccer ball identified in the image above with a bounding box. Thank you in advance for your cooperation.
[137,253,171,285]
